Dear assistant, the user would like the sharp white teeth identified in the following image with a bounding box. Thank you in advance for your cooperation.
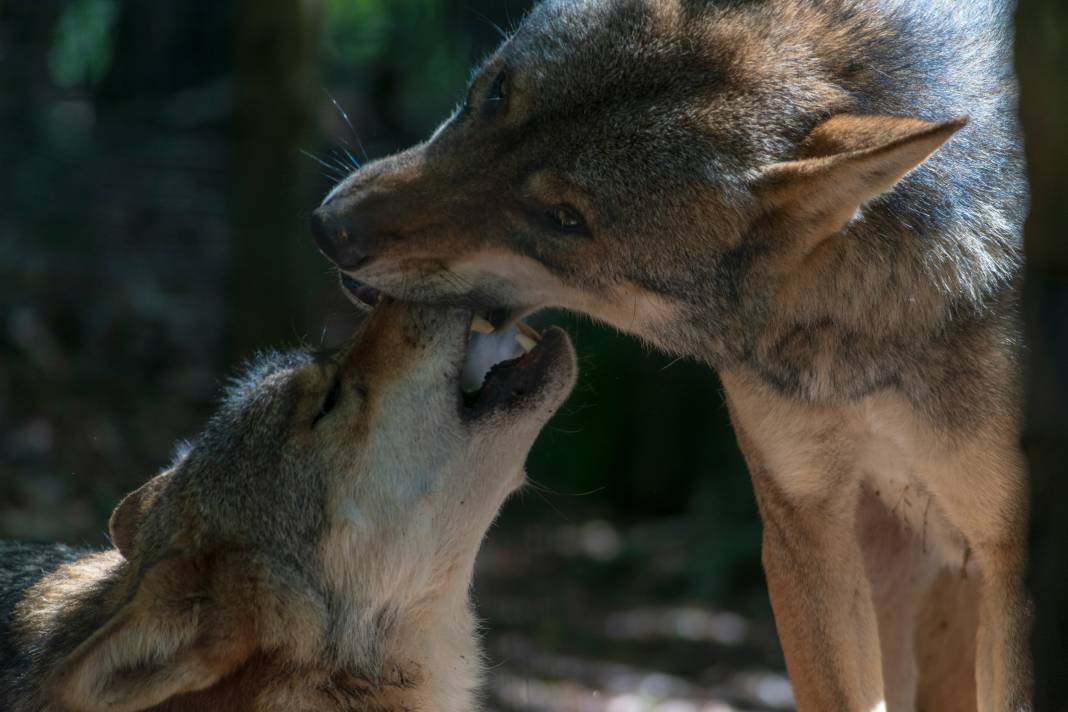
[516,321,541,343]
[470,315,495,335]
[462,315,543,393]
[515,333,537,353]
[462,325,524,393]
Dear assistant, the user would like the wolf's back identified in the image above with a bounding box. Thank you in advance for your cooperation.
[0,542,87,709]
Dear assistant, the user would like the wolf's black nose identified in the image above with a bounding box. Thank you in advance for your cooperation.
[310,208,337,259]
[310,207,370,270]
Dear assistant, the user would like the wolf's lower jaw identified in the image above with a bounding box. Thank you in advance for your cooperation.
[340,273,382,308]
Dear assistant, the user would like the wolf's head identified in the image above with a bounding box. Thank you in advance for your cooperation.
[47,301,576,712]
[311,0,1022,387]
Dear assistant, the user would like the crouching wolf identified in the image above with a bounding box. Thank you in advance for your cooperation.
[310,0,1031,709]
[0,300,576,711]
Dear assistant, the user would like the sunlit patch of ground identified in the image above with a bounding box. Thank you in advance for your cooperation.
[486,634,792,711]
[476,520,793,712]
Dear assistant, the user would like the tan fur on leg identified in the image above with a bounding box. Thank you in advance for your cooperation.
[755,472,886,710]
[858,489,940,712]
[915,570,979,712]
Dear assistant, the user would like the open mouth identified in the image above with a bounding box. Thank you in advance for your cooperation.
[460,314,570,419]
[340,274,383,309]
[340,273,569,419]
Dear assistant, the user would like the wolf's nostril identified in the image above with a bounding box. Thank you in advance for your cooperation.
[310,209,339,260]
[310,207,375,270]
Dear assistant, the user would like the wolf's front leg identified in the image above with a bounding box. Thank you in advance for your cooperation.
[722,371,887,710]
[913,570,979,712]
[857,487,943,712]
[920,436,1032,712]
[751,468,885,711]
[971,564,1032,712]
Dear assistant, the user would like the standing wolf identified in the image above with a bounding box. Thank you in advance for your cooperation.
[310,0,1030,709]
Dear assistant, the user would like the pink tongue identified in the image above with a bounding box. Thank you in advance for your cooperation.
[461,326,524,393]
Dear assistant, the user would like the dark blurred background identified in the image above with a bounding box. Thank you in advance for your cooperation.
[0,1,1063,710]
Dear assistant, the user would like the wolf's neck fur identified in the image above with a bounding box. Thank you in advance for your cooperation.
[324,553,483,712]
[372,598,481,712]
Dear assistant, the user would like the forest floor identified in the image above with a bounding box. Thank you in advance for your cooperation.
[475,523,791,712]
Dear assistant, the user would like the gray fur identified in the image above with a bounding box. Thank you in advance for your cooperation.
[313,0,1026,430]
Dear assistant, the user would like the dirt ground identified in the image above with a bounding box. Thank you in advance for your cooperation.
[476,523,791,712]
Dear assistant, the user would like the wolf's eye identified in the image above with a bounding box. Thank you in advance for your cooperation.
[480,69,510,119]
[545,204,589,236]
[488,69,509,104]
[313,377,342,427]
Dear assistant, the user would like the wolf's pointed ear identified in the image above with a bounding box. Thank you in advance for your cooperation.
[109,469,175,559]
[50,555,255,712]
[756,114,967,241]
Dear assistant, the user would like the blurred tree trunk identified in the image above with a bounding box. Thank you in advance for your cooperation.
[230,0,322,358]
[1017,0,1068,709]
[0,1,63,129]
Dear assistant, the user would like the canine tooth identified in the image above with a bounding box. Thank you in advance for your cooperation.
[516,321,541,342]
[470,316,495,334]
[515,333,537,353]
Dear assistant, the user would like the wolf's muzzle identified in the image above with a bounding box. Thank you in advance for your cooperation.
[310,206,372,271]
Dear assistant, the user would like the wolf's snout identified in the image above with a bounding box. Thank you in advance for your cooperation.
[310,206,374,270]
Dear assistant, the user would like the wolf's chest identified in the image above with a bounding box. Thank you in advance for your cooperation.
[722,372,972,569]
[852,404,970,569]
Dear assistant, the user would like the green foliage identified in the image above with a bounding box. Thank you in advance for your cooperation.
[48,0,118,89]
[320,0,469,128]
[322,0,421,63]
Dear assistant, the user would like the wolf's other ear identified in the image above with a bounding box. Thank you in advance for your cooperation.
[109,469,176,559]
[50,555,255,712]
[756,114,967,246]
